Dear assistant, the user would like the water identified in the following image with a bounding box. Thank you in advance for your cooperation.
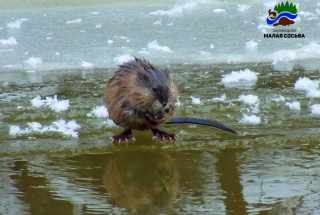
[1,0,320,214]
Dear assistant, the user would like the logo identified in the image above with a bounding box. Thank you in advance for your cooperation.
[266,1,298,27]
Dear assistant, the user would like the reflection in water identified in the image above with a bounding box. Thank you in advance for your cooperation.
[216,148,248,215]
[103,151,179,214]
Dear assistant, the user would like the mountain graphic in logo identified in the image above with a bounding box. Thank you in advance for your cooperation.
[266,1,298,26]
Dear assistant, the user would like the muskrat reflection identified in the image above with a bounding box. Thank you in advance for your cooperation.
[103,151,179,214]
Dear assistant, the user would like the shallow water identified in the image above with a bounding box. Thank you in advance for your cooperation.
[1,0,320,214]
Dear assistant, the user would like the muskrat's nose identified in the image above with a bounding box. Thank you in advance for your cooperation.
[162,101,167,107]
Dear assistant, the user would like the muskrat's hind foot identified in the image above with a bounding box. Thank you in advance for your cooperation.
[110,129,135,142]
[151,128,178,141]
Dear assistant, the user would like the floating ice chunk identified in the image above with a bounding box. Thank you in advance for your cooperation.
[271,95,286,102]
[95,24,102,29]
[150,1,200,17]
[210,44,215,49]
[245,40,258,52]
[285,101,301,110]
[46,96,70,112]
[213,9,226,13]
[238,94,259,105]
[310,104,320,115]
[113,54,134,65]
[294,77,319,91]
[81,61,93,68]
[306,90,320,98]
[175,99,182,107]
[153,20,162,25]
[6,18,28,29]
[87,105,109,118]
[237,4,251,12]
[221,69,258,84]
[107,40,114,44]
[9,120,81,138]
[31,95,70,112]
[31,96,45,107]
[147,40,173,53]
[239,114,261,124]
[272,50,297,64]
[190,96,202,105]
[25,57,43,68]
[66,19,82,24]
[0,36,17,45]
[211,94,226,102]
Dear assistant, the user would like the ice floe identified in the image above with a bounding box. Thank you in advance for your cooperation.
[0,36,17,45]
[31,95,70,112]
[310,104,320,115]
[285,101,301,110]
[238,94,259,105]
[294,77,320,98]
[147,40,173,53]
[87,106,109,118]
[190,96,202,105]
[9,120,81,138]
[239,114,261,124]
[221,69,258,86]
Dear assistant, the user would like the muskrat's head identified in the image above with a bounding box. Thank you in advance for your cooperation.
[138,66,171,111]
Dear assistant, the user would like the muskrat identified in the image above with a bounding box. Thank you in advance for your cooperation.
[104,57,237,142]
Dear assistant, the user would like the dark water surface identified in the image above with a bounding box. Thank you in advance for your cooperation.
[0,63,320,214]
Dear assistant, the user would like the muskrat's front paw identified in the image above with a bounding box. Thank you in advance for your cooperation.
[151,128,178,141]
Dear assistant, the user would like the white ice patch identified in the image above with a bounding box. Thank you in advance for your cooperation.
[25,57,43,68]
[211,94,226,102]
[285,101,301,110]
[239,114,261,124]
[6,18,28,29]
[66,19,82,24]
[245,40,258,52]
[238,94,259,105]
[87,105,109,118]
[190,96,202,105]
[147,40,173,53]
[81,61,93,68]
[310,104,320,115]
[149,1,200,18]
[237,4,251,12]
[272,50,297,64]
[31,95,70,112]
[0,36,17,45]
[271,95,286,102]
[113,54,134,65]
[107,40,114,44]
[213,9,226,14]
[9,120,81,138]
[294,77,320,98]
[221,69,258,86]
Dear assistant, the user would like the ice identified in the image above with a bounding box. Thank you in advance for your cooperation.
[107,40,114,44]
[221,69,258,85]
[211,94,226,102]
[149,1,200,18]
[113,54,134,65]
[237,4,250,12]
[190,96,202,105]
[245,40,258,52]
[272,50,297,64]
[210,44,215,49]
[294,77,320,98]
[238,94,259,105]
[147,40,173,53]
[239,114,261,124]
[31,95,70,112]
[271,95,286,102]
[81,61,93,68]
[66,19,82,24]
[213,9,226,14]
[6,18,28,29]
[310,104,320,115]
[31,96,46,107]
[285,101,301,110]
[0,36,17,45]
[9,120,81,138]
[87,106,109,118]
[153,20,162,25]
[25,57,43,68]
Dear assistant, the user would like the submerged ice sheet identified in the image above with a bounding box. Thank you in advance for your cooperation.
[9,120,81,138]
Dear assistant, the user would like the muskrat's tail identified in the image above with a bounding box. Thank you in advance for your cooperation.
[165,117,238,134]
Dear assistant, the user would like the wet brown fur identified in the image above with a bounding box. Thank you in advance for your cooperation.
[104,58,178,131]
